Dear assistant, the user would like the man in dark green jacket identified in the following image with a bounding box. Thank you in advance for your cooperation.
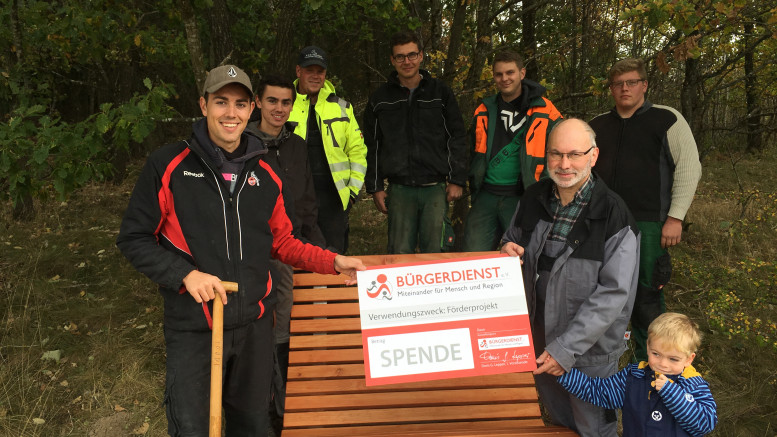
[464,50,562,251]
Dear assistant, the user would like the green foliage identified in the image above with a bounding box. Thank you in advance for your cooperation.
[298,0,417,43]
[0,0,187,113]
[0,81,175,207]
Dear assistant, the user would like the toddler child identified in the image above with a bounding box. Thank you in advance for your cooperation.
[558,312,717,436]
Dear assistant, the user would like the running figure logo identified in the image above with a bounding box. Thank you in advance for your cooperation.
[365,274,393,300]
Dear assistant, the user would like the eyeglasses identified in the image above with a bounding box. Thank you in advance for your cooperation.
[547,146,595,162]
[393,52,420,63]
[609,79,645,89]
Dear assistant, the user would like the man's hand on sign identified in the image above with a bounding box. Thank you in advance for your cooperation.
[182,270,228,305]
[500,242,525,262]
[533,351,565,376]
[334,255,367,285]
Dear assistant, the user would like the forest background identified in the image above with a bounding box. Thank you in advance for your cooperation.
[1,0,777,435]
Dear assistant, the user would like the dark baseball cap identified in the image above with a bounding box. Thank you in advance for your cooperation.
[201,65,253,97]
[298,46,328,69]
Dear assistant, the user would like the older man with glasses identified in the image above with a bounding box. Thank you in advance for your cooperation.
[501,117,639,436]
[590,58,702,363]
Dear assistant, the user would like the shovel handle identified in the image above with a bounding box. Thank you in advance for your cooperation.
[222,281,239,293]
[209,281,238,437]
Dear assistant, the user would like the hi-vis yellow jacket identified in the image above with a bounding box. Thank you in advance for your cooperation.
[289,80,367,210]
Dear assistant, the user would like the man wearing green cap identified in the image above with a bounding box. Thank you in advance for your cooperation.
[117,64,365,436]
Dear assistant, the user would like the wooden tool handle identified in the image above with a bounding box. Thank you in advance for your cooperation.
[209,281,238,437]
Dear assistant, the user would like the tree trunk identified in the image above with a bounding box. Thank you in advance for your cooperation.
[744,23,762,153]
[209,0,234,66]
[521,0,538,80]
[569,0,579,114]
[10,0,22,64]
[453,0,494,250]
[179,0,207,93]
[412,0,443,55]
[442,0,468,84]
[268,0,301,77]
[9,0,35,220]
[681,55,702,136]
[462,0,493,120]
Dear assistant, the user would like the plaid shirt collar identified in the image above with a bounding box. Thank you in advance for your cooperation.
[548,175,595,242]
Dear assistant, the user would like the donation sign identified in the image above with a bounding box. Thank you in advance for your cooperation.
[356,254,535,386]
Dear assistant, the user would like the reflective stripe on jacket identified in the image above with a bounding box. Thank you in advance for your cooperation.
[289,80,367,210]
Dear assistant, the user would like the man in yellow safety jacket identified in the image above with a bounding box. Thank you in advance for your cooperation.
[289,46,367,254]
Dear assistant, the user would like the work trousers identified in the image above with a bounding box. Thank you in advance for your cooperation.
[269,259,294,419]
[462,191,520,251]
[313,173,349,254]
[533,241,618,436]
[163,316,274,437]
[631,221,671,362]
[386,183,447,254]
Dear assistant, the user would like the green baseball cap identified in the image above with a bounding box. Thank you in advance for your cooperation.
[201,65,253,97]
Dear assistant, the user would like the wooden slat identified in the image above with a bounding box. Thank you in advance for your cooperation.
[284,403,540,428]
[287,363,365,379]
[290,318,361,334]
[289,363,544,382]
[292,287,358,302]
[291,302,360,318]
[286,373,537,394]
[353,252,498,267]
[285,387,541,411]
[282,422,566,437]
[288,348,364,364]
[290,333,362,349]
[293,272,352,287]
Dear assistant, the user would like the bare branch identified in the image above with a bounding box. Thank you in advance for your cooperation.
[359,59,387,83]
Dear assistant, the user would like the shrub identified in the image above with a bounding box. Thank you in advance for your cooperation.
[0,79,175,213]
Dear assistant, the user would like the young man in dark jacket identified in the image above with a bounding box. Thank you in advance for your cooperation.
[590,58,702,362]
[464,50,562,251]
[246,75,326,428]
[363,30,468,254]
[116,65,364,436]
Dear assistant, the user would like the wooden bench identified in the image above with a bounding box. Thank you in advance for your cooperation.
[282,253,578,436]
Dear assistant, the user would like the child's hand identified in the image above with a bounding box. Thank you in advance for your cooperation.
[654,373,668,391]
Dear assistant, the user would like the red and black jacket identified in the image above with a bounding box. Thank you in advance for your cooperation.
[117,123,336,332]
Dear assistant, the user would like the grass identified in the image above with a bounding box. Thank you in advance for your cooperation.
[1,146,776,436]
[664,147,777,436]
